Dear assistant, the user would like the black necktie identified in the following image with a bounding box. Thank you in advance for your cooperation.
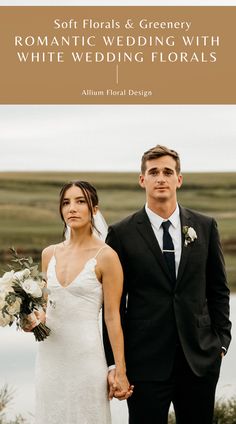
[162,220,176,283]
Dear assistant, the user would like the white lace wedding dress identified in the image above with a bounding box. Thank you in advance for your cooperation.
[35,248,111,424]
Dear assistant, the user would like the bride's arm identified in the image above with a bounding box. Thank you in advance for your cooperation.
[37,245,55,321]
[100,247,133,399]
[22,245,53,331]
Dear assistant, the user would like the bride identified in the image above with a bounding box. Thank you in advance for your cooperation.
[26,180,132,424]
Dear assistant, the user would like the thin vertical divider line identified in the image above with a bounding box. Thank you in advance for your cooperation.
[116,65,119,84]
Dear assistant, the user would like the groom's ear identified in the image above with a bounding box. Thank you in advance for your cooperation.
[139,174,145,189]
[177,173,183,189]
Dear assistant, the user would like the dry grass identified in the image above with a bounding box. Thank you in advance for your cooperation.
[0,171,235,287]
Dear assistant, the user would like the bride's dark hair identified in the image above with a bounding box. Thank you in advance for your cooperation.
[59,180,99,238]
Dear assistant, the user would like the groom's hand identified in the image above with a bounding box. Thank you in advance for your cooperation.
[114,384,134,401]
[107,369,134,401]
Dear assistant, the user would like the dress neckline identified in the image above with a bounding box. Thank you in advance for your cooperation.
[52,256,98,289]
[50,245,106,289]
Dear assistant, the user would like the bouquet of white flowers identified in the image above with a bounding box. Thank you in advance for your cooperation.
[0,248,50,341]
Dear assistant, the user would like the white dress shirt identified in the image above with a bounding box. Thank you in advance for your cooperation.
[145,203,182,277]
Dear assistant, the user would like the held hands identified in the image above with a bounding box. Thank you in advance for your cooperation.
[108,369,134,401]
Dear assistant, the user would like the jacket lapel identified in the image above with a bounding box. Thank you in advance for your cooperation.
[135,207,172,282]
[176,206,192,285]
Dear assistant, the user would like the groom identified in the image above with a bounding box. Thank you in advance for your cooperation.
[104,145,231,423]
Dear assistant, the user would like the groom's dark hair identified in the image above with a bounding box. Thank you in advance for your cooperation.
[59,180,99,238]
[141,145,181,175]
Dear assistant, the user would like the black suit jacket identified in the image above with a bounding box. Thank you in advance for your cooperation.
[104,206,231,381]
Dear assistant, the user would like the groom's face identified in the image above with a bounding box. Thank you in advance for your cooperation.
[139,155,183,204]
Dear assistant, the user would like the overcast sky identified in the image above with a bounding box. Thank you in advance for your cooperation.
[1,105,235,172]
[1,2,235,173]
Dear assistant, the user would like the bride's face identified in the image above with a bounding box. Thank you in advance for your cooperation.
[62,185,94,230]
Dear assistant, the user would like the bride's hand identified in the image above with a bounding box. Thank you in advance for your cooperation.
[21,312,39,332]
[34,309,46,324]
[113,371,134,401]
[21,309,46,332]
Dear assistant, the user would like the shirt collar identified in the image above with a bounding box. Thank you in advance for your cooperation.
[145,203,180,230]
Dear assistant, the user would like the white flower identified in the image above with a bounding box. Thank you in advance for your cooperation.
[0,249,51,340]
[0,311,13,327]
[183,226,197,246]
[0,270,15,289]
[0,292,6,309]
[22,278,42,298]
[187,227,197,240]
[14,268,31,281]
[6,298,22,315]
[38,279,46,289]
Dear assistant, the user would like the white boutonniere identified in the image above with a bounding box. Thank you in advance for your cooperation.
[183,226,197,247]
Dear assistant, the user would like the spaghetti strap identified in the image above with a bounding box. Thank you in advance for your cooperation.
[94,245,107,259]
[52,244,60,259]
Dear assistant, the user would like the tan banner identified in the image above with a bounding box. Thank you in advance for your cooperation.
[0,6,235,104]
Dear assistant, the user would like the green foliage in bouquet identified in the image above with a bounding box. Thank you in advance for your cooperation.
[0,248,50,341]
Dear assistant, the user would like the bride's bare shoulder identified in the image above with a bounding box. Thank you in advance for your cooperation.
[42,243,63,263]
[98,243,120,263]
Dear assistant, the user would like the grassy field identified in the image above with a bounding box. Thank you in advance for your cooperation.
[0,171,235,288]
